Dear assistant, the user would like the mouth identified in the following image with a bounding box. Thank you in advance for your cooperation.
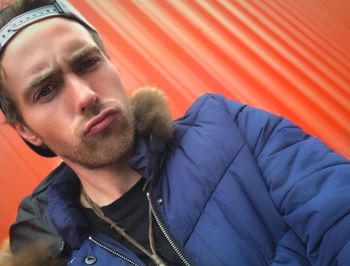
[84,108,119,136]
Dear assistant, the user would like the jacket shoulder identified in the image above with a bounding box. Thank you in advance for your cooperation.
[175,93,247,135]
[185,93,246,118]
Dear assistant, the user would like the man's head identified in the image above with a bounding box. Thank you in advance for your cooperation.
[0,0,106,124]
[0,0,135,168]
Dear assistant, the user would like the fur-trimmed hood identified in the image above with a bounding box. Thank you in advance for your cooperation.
[0,241,65,266]
[2,87,173,266]
[131,86,173,140]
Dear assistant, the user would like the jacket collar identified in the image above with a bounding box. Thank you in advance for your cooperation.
[47,166,89,249]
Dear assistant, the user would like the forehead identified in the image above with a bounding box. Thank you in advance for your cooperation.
[1,17,96,76]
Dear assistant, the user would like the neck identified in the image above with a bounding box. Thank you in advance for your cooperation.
[66,158,141,207]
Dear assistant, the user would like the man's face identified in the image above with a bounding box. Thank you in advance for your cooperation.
[1,18,135,168]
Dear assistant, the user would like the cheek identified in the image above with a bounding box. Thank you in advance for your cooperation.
[97,63,126,96]
[22,109,69,139]
[21,90,75,133]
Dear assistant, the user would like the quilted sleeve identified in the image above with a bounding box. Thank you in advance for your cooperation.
[225,97,350,265]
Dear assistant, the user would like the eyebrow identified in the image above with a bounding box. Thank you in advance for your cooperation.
[22,45,101,102]
[67,45,101,66]
[23,67,61,103]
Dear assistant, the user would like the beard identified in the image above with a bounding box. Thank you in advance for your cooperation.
[42,100,135,169]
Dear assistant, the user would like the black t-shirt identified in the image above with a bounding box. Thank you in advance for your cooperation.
[79,178,183,265]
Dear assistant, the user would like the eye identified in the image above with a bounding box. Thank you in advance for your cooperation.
[39,86,53,97]
[34,84,58,102]
[78,57,100,72]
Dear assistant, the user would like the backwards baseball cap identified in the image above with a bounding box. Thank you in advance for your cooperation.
[0,0,97,157]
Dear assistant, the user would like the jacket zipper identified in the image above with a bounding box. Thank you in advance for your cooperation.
[146,192,192,266]
[88,236,141,266]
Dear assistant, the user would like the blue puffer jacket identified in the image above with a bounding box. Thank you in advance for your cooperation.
[11,93,350,266]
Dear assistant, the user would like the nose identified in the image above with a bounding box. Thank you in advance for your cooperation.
[66,74,98,115]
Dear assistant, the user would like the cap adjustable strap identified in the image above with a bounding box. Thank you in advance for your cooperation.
[0,0,96,53]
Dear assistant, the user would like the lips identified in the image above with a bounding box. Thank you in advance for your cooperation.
[84,108,119,135]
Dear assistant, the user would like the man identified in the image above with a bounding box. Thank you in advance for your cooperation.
[0,0,349,265]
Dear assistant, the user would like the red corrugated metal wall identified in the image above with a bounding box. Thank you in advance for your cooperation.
[0,0,349,241]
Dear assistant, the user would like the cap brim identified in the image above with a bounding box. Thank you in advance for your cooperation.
[23,139,57,158]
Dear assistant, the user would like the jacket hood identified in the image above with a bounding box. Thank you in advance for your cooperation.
[0,241,65,266]
[131,86,173,140]
[129,87,174,178]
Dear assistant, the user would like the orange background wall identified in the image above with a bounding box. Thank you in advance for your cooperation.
[0,0,349,241]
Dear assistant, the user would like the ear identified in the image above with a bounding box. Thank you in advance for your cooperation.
[14,123,44,147]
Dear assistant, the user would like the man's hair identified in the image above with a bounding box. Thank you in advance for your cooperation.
[0,0,107,125]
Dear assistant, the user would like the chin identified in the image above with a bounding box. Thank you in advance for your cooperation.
[65,126,135,169]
